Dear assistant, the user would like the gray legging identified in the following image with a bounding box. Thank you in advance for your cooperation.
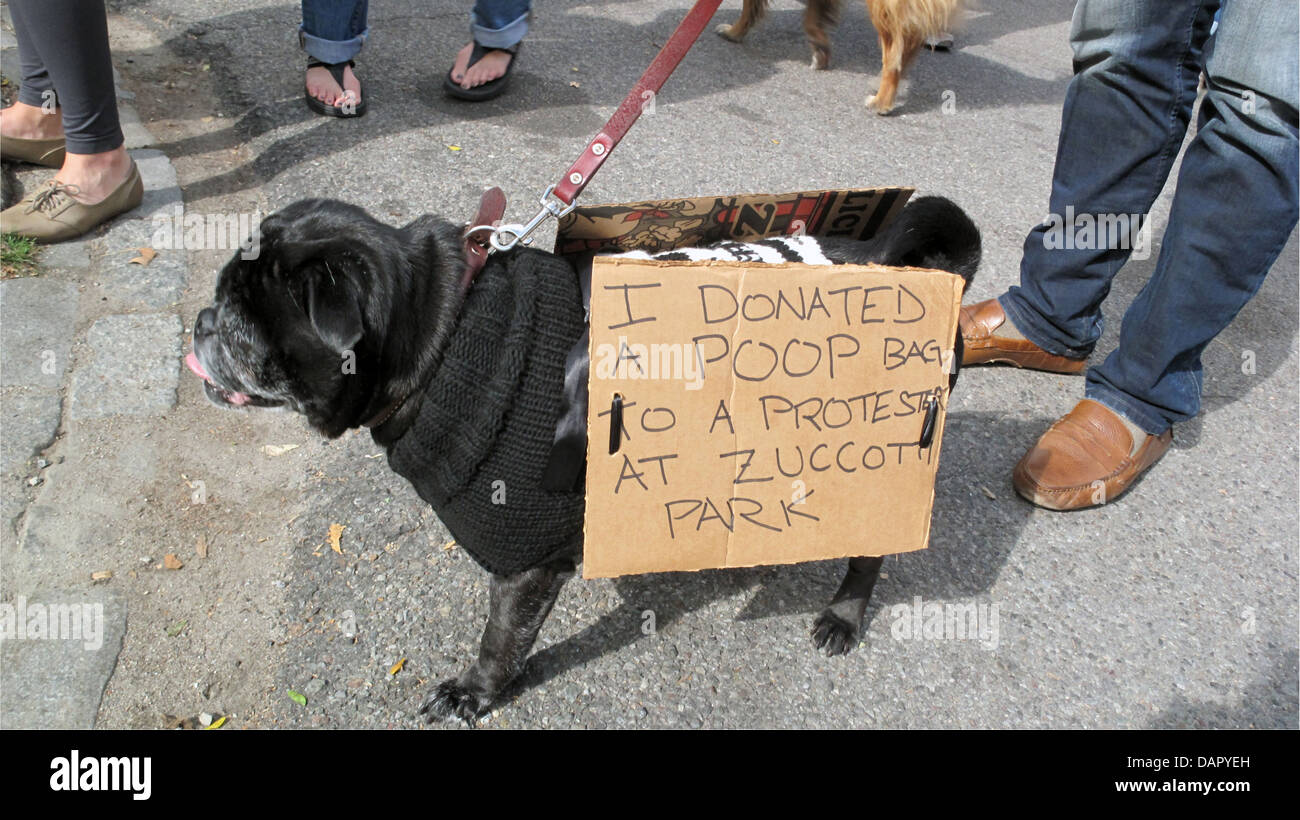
[8,0,123,155]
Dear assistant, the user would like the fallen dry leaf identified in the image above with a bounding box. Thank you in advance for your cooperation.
[196,535,208,559]
[441,540,457,552]
[261,443,299,457]
[162,713,208,730]
[328,523,345,555]
[980,485,997,500]
[446,144,462,151]
[389,657,406,676]
[164,553,184,570]
[205,715,227,730]
[91,570,113,582]
[129,247,157,266]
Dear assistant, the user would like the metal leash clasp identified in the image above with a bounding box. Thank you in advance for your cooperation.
[464,184,578,256]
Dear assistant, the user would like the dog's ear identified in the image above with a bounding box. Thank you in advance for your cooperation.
[280,237,367,353]
[303,269,364,353]
[278,236,356,275]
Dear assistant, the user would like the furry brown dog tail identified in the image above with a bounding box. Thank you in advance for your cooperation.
[716,0,968,113]
[867,0,966,43]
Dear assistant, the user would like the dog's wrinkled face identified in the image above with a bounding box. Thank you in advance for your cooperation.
[189,199,414,437]
[189,198,464,438]
[188,252,349,415]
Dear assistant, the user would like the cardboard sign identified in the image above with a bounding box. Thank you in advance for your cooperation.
[555,187,913,257]
[583,258,963,579]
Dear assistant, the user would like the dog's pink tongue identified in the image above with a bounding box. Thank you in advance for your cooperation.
[185,352,210,381]
[186,352,251,406]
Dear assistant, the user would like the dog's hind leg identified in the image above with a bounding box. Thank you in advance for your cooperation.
[868,27,926,114]
[803,0,840,69]
[866,26,902,113]
[420,554,575,724]
[811,555,883,656]
[716,0,768,42]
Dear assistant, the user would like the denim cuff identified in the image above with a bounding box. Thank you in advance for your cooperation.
[997,290,1095,360]
[470,12,528,49]
[299,25,368,65]
[1083,378,1170,437]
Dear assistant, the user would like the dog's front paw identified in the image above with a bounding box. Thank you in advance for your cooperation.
[419,678,490,725]
[715,23,742,42]
[864,94,893,115]
[811,611,860,656]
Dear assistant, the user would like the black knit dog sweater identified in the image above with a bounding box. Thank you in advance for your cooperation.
[385,248,587,575]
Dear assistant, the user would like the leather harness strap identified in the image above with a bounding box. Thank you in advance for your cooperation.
[461,185,508,290]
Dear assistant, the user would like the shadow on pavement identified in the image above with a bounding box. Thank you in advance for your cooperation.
[1146,648,1298,729]
[122,0,1076,203]
[514,410,1046,696]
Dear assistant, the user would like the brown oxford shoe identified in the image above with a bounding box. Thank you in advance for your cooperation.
[0,134,66,167]
[1013,399,1172,510]
[0,161,142,243]
[959,298,1088,374]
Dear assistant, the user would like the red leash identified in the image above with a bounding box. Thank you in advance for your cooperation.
[463,0,724,287]
[551,0,725,205]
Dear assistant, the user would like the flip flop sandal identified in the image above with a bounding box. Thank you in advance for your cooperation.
[443,42,519,101]
[305,59,367,117]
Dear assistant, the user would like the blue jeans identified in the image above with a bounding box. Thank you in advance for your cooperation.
[472,0,532,49]
[300,1,369,64]
[999,0,1299,435]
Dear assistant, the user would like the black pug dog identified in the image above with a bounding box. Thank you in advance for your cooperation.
[188,195,980,724]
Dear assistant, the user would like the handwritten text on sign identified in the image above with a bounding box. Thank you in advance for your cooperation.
[583,259,963,578]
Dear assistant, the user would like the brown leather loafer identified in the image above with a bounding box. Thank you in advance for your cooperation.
[960,298,1088,373]
[1013,399,1172,510]
[0,161,143,242]
[0,134,67,167]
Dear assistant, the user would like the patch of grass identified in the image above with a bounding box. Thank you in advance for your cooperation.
[1,232,40,278]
